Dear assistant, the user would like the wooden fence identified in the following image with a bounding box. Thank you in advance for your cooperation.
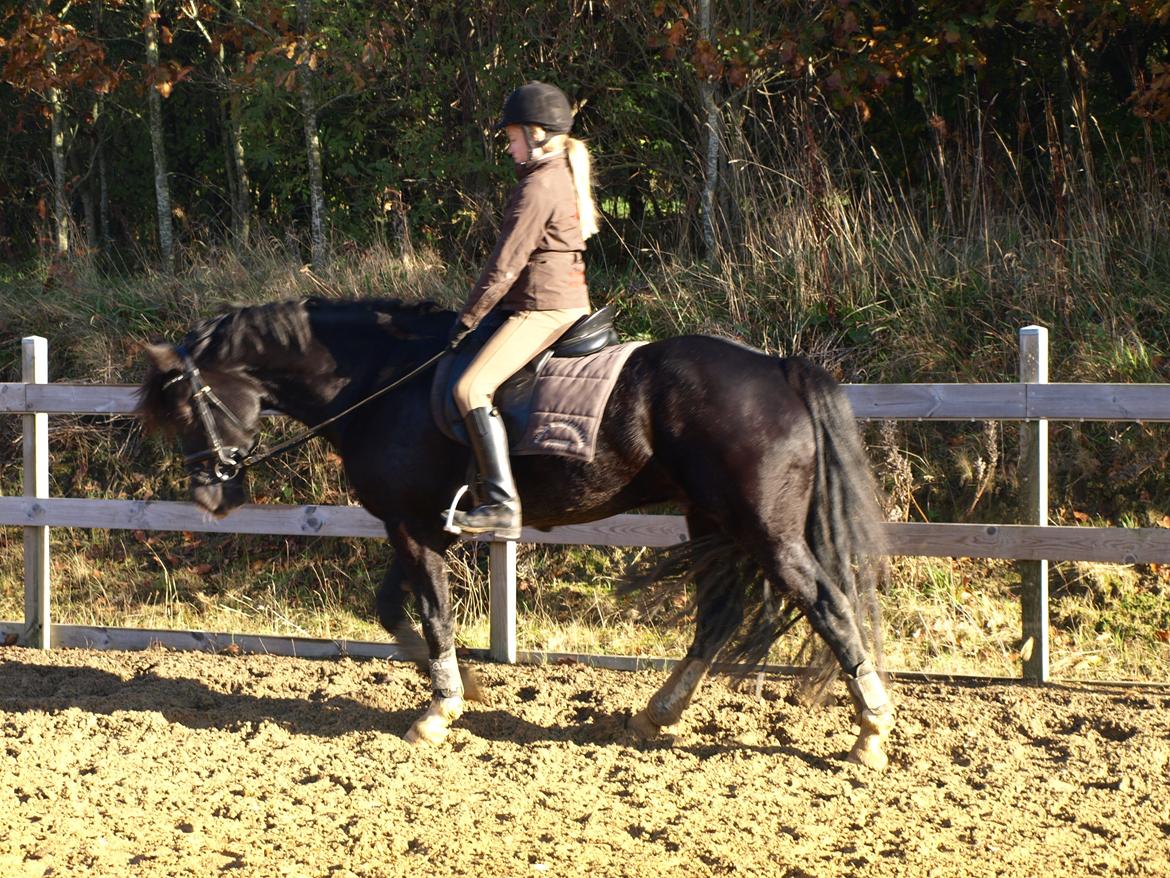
[4,326,1170,683]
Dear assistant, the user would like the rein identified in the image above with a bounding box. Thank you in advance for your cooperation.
[168,347,446,483]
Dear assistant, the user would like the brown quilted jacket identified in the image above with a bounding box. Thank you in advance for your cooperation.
[458,152,590,328]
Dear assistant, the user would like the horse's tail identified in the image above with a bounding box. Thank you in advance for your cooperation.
[621,353,887,698]
[780,356,888,701]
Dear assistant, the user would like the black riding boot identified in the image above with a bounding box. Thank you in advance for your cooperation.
[450,407,521,540]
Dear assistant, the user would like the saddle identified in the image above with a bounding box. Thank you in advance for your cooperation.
[430,305,621,448]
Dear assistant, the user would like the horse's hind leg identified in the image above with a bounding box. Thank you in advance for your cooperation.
[763,539,894,769]
[629,516,744,738]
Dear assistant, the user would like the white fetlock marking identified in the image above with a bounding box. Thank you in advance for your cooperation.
[435,694,465,723]
[404,695,465,745]
[860,707,896,737]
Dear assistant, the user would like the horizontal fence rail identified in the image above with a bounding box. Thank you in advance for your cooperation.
[0,498,689,547]
[4,329,1170,684]
[7,380,1170,421]
[845,383,1170,421]
[3,497,1170,563]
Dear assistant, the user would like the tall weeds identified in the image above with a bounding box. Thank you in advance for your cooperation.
[635,97,1160,376]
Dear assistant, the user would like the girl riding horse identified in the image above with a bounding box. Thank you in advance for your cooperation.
[444,81,597,541]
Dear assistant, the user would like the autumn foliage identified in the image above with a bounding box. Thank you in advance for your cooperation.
[1,1,1169,261]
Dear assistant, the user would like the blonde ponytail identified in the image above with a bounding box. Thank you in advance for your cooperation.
[565,137,599,240]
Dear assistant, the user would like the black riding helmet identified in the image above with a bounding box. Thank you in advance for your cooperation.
[496,81,574,140]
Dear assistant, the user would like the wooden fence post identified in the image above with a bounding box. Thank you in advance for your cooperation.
[1019,326,1049,681]
[489,539,517,662]
[22,336,51,649]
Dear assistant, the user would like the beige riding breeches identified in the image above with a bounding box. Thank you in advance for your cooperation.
[453,307,591,416]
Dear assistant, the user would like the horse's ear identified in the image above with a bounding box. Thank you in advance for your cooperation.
[144,343,183,373]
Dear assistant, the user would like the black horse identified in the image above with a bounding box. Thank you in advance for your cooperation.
[138,297,894,768]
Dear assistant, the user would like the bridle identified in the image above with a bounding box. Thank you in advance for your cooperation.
[163,350,258,484]
[164,346,446,485]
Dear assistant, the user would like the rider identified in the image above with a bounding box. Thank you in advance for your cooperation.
[445,81,598,538]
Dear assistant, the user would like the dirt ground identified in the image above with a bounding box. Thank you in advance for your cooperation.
[1,647,1168,878]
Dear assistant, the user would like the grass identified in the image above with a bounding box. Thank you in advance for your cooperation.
[0,528,388,641]
[881,557,1023,677]
[1049,560,1170,679]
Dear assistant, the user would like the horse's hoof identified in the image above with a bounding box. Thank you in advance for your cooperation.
[847,735,889,771]
[626,708,662,739]
[404,714,450,745]
[403,696,465,745]
[846,707,894,770]
[859,706,896,737]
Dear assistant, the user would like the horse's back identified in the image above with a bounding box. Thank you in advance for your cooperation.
[608,335,821,517]
[625,334,819,430]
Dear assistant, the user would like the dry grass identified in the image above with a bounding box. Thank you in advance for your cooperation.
[4,528,1167,681]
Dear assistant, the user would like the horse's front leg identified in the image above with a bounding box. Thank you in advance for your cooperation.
[403,653,467,746]
[380,523,470,745]
[628,656,713,737]
[375,554,482,705]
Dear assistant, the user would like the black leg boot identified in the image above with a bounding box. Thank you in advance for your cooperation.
[450,407,521,540]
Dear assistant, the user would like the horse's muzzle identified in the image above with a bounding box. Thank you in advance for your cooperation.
[192,478,247,517]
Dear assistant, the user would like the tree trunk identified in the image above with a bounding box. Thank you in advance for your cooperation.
[98,135,110,251]
[48,82,70,257]
[76,150,96,250]
[215,51,252,246]
[698,0,720,260]
[230,0,251,244]
[220,98,238,232]
[228,81,251,245]
[193,1,251,246]
[296,0,327,269]
[92,0,110,252]
[31,0,69,257]
[144,0,175,274]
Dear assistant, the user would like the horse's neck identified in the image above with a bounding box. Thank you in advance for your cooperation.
[258,364,347,434]
[254,321,435,437]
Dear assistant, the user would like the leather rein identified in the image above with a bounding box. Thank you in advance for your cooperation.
[165,347,446,484]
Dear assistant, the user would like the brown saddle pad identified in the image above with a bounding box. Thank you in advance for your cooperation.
[513,341,645,462]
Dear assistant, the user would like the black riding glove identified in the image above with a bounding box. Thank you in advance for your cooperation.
[447,319,474,350]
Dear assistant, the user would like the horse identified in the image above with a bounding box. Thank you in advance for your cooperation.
[137,296,895,769]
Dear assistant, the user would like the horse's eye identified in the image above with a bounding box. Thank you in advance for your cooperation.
[174,400,195,427]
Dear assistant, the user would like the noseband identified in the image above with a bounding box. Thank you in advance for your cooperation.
[163,350,257,484]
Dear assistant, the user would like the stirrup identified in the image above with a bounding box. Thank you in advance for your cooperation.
[442,484,472,536]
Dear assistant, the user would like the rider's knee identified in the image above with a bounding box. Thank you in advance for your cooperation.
[452,376,483,416]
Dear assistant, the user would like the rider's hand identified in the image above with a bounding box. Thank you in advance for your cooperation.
[447,318,474,350]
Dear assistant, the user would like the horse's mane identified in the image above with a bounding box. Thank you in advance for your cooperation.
[138,296,451,432]
[185,297,449,363]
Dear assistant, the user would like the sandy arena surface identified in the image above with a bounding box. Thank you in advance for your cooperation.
[1,646,1168,877]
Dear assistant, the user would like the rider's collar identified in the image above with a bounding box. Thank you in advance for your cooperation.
[517,148,566,172]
